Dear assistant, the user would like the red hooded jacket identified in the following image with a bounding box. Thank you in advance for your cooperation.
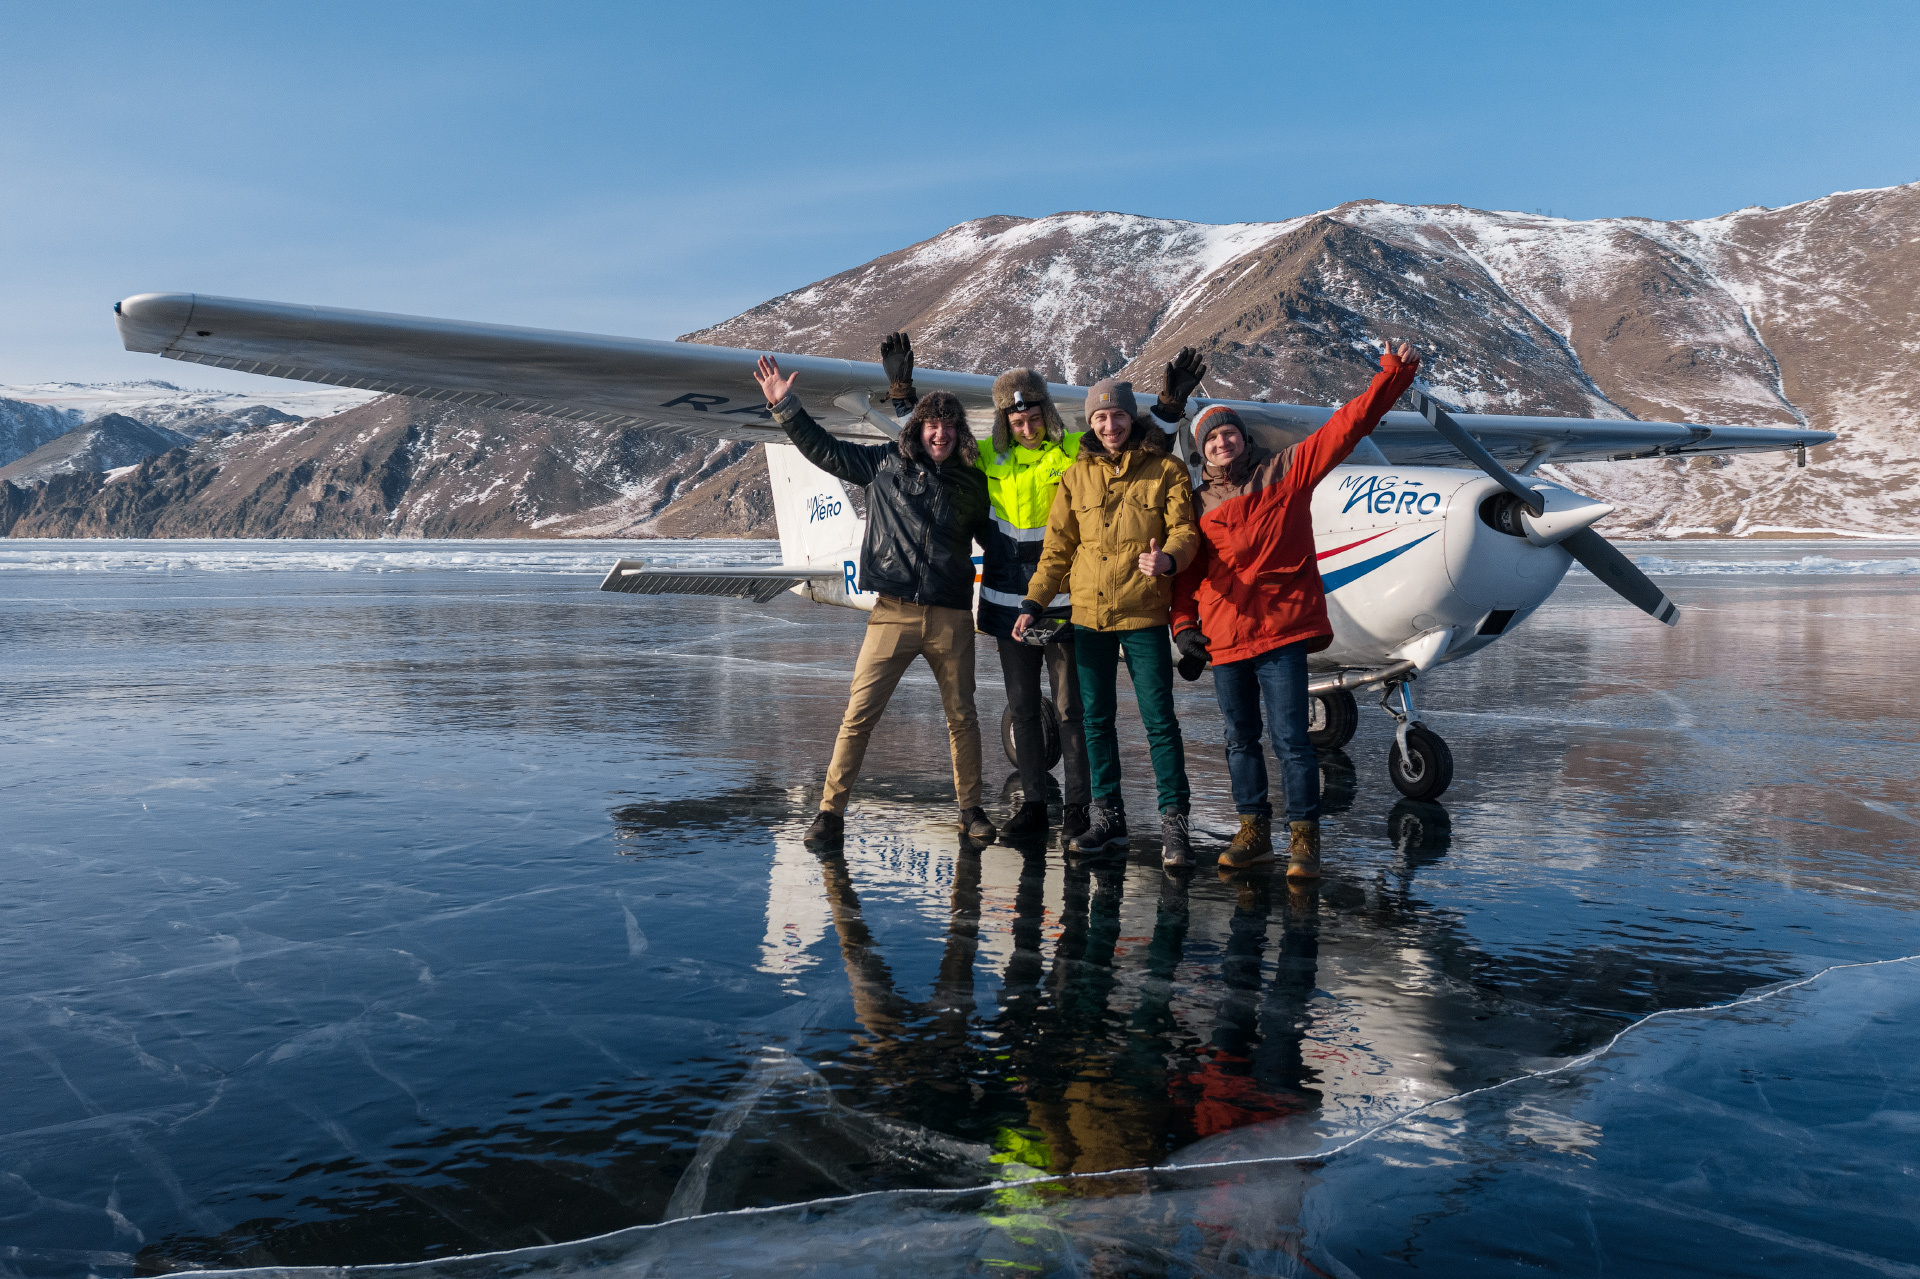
[1171,352,1420,665]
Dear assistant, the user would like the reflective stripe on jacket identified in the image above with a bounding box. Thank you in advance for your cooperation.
[1170,353,1420,663]
[1023,420,1197,633]
[974,434,1084,638]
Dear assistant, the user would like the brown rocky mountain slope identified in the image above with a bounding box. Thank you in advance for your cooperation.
[0,396,770,538]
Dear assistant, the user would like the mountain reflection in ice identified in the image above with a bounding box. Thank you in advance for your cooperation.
[3,539,1918,1276]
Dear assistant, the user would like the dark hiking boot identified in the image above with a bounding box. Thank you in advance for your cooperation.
[1160,809,1194,869]
[1069,805,1127,854]
[1218,815,1274,869]
[1285,820,1322,880]
[959,807,998,843]
[1002,801,1049,836]
[804,810,844,848]
[1060,803,1091,847]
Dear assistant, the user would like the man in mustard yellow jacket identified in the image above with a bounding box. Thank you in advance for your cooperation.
[1014,374,1200,864]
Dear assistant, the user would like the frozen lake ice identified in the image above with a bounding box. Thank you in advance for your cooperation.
[2,538,1918,1275]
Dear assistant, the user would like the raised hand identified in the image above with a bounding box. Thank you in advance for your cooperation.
[1166,347,1206,399]
[880,332,914,390]
[1158,346,1208,417]
[1137,537,1173,578]
[1383,340,1419,374]
[753,354,798,406]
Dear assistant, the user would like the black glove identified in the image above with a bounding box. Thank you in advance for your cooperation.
[880,331,916,402]
[1157,346,1207,420]
[1174,626,1211,681]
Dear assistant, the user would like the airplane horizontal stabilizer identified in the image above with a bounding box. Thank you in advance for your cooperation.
[598,559,839,604]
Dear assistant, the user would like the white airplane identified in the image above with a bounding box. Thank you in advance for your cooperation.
[112,292,1831,801]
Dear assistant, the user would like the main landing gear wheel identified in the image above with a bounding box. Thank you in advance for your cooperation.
[1308,689,1358,750]
[1001,698,1063,771]
[1388,725,1454,801]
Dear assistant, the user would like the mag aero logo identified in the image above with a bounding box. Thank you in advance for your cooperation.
[1339,473,1442,517]
[806,492,843,524]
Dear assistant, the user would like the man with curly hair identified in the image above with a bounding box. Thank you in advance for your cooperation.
[752,354,995,846]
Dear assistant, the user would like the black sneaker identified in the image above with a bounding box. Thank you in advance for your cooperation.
[959,806,998,842]
[1002,801,1049,836]
[1069,805,1127,854]
[804,810,844,847]
[1160,809,1194,869]
[1060,803,1091,847]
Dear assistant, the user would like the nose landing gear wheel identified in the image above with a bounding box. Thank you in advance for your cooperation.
[1001,697,1063,771]
[1308,689,1358,750]
[1388,725,1454,801]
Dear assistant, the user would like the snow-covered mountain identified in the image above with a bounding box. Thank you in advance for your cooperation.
[695,183,1920,537]
[0,415,192,486]
[0,381,378,443]
[4,183,1913,539]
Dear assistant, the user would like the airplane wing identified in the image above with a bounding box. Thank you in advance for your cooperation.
[115,292,1833,464]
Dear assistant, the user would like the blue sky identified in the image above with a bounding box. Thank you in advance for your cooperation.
[3,0,1915,387]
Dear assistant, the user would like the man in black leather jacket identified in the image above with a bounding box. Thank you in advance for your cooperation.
[752,354,995,846]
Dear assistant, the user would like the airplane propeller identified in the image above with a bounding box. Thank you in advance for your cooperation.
[1410,385,1679,627]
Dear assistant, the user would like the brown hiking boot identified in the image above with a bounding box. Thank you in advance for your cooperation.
[1218,814,1273,869]
[1285,820,1322,880]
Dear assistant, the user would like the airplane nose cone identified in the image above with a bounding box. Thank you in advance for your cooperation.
[115,292,196,353]
[1520,486,1615,547]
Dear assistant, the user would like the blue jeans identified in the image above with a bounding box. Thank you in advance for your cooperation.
[1211,641,1320,822]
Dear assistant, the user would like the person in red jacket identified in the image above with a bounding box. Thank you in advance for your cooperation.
[1172,342,1421,880]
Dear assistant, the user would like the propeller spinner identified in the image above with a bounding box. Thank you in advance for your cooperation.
[1410,385,1679,627]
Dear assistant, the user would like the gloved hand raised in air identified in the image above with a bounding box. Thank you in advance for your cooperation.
[1174,626,1211,681]
[1156,346,1208,421]
[880,332,916,402]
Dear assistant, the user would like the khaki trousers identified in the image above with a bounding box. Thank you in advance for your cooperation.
[821,595,983,813]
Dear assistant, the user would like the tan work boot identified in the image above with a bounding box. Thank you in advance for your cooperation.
[1218,814,1274,869]
[1285,820,1322,880]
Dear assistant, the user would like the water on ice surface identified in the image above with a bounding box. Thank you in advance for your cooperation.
[3,539,1918,1275]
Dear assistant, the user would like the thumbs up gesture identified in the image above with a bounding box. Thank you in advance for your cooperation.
[1137,537,1173,578]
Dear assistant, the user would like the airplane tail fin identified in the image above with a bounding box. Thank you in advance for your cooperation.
[763,441,862,569]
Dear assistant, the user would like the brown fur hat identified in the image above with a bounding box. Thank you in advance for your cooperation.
[900,390,979,467]
[990,368,1066,457]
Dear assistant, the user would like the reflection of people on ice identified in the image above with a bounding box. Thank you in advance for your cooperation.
[1176,875,1324,1142]
[809,841,1328,1172]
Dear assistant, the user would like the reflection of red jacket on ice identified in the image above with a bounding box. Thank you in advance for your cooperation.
[1171,351,1420,665]
[1180,1053,1311,1138]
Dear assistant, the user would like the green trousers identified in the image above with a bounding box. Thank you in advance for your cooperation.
[1075,626,1189,814]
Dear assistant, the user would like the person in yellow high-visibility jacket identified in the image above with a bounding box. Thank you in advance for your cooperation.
[880,333,1090,844]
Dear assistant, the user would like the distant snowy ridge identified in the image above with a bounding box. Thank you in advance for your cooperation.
[0,380,379,433]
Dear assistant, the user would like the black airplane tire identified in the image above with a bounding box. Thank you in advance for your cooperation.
[1388,725,1454,801]
[1001,698,1063,772]
[1308,689,1359,750]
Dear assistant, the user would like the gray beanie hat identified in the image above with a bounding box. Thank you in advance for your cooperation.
[1083,378,1139,425]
